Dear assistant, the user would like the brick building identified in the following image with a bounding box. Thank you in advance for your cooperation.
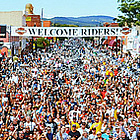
[26,15,41,27]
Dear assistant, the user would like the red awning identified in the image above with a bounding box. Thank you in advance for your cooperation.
[108,40,115,46]
[1,47,8,56]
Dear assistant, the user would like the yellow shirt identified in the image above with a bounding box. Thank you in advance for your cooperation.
[110,72,113,77]
[106,70,109,76]
[114,109,118,120]
[90,121,102,134]
[70,121,80,130]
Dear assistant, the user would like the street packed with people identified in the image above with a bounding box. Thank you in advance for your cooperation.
[0,38,140,140]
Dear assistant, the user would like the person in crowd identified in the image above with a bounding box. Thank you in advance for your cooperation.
[0,38,139,140]
[69,124,81,139]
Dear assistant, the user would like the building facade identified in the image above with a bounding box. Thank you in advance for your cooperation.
[0,11,26,27]
[26,15,41,27]
[0,11,26,56]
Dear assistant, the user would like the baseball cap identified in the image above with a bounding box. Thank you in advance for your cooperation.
[137,123,140,126]
[93,114,97,117]
[72,124,76,127]
[67,136,71,139]
[115,126,120,129]
[12,107,15,110]
[21,116,24,119]
[130,124,135,127]
[61,116,65,119]
[0,134,4,137]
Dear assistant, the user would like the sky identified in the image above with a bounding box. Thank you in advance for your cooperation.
[0,0,121,18]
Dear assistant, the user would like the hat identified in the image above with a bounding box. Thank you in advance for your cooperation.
[115,126,120,129]
[93,114,97,117]
[137,123,140,126]
[72,124,76,127]
[130,124,135,127]
[0,134,4,137]
[33,106,38,109]
[12,107,15,110]
[67,136,71,139]
[61,116,65,119]
[106,113,109,116]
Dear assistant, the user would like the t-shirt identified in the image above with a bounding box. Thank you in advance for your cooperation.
[90,121,102,134]
[70,121,80,131]
[89,134,96,139]
[47,133,53,140]
[77,128,89,135]
[56,132,68,140]
[24,121,36,131]
[68,131,81,139]
[101,133,109,140]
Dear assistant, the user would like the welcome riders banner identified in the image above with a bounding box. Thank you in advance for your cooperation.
[11,27,131,37]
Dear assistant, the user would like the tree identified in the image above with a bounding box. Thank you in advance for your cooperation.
[117,0,140,27]
[36,37,50,49]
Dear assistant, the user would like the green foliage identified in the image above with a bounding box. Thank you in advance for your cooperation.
[36,37,50,48]
[117,0,140,27]
[51,23,79,27]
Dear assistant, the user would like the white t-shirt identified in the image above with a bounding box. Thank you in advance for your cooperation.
[24,121,36,131]
[89,134,96,139]
[77,128,89,135]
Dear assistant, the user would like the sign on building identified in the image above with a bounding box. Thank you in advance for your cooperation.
[26,17,31,21]
[0,25,6,38]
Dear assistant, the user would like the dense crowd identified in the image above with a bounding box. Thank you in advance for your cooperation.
[0,38,140,140]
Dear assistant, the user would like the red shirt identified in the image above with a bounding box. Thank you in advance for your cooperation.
[16,94,23,101]
[101,90,107,99]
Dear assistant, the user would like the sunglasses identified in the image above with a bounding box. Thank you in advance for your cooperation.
[97,133,101,135]
[82,123,86,125]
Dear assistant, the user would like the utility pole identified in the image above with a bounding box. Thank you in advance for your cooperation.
[116,36,118,56]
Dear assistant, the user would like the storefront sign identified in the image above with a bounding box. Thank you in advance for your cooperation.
[11,27,130,37]
[26,17,31,21]
[0,25,6,38]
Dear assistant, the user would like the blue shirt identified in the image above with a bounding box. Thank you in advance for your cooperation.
[56,132,68,140]
[102,133,109,140]
[47,133,53,140]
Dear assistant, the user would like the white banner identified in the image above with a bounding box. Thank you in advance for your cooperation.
[11,27,130,37]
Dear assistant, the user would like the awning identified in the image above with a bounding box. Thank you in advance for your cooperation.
[1,47,8,56]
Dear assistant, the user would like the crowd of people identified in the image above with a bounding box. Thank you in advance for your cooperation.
[0,38,140,140]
